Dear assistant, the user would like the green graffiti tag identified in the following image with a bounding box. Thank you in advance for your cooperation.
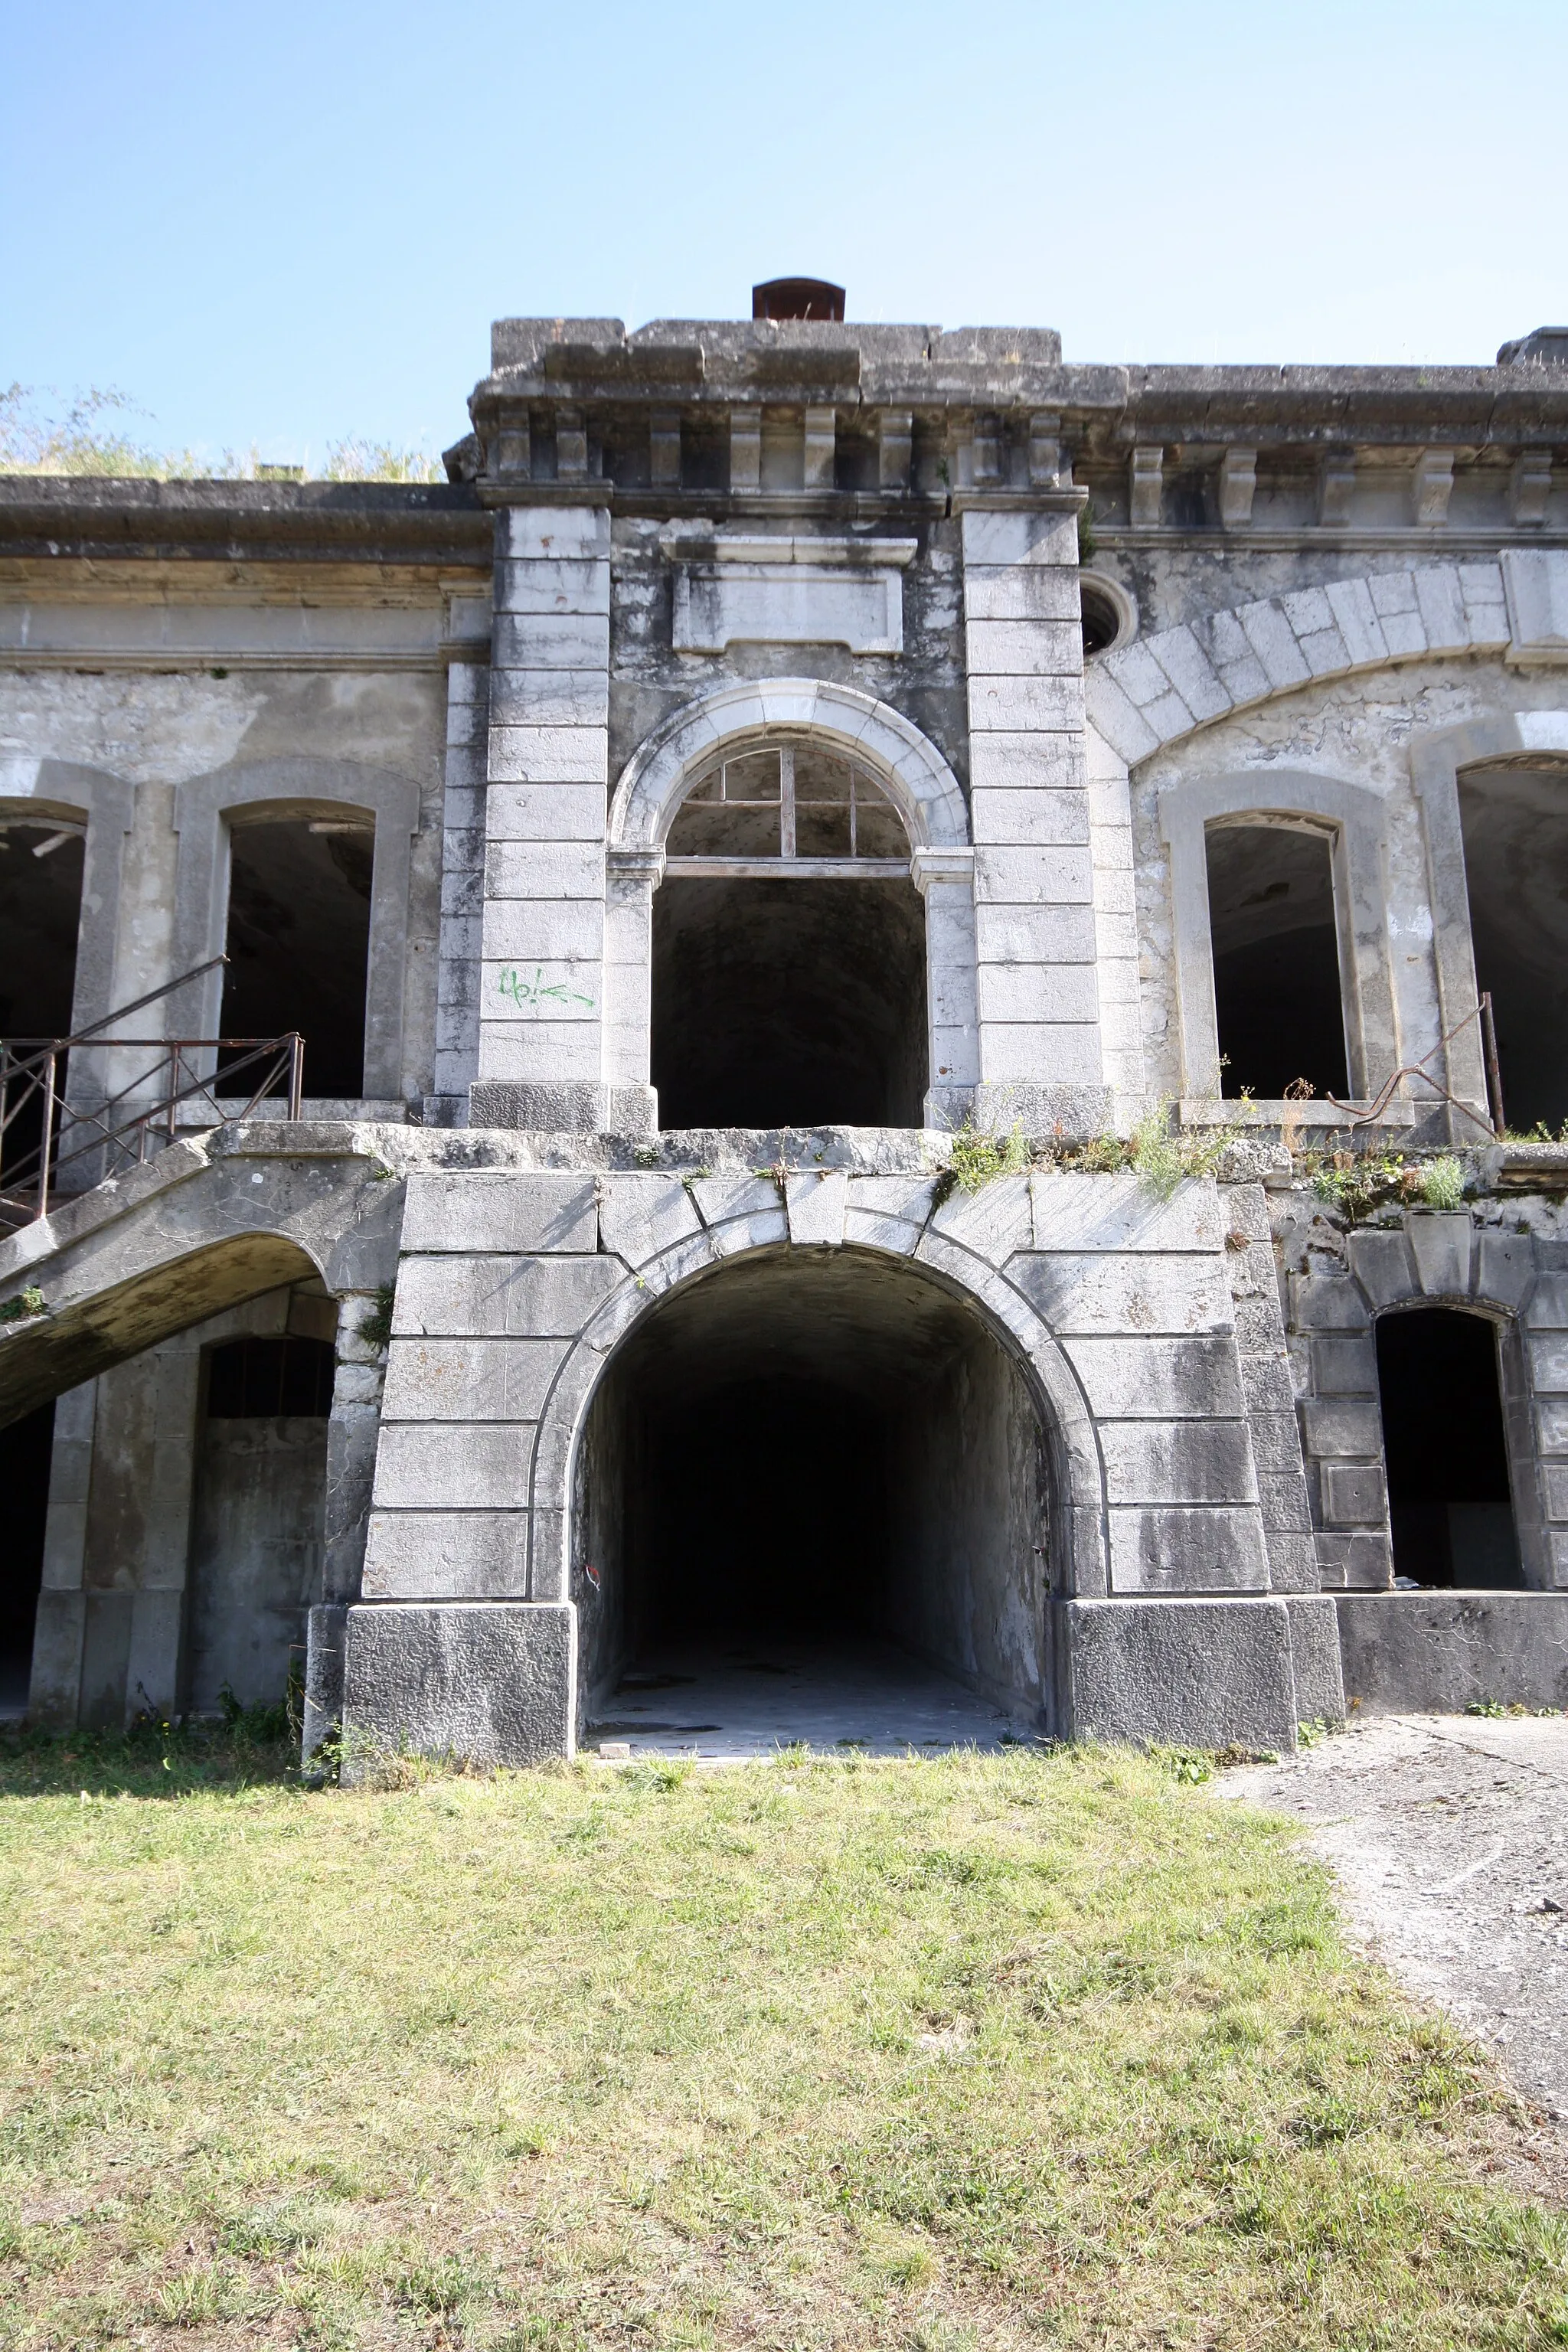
[496,965,596,1013]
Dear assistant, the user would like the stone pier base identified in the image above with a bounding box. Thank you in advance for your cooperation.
[338,1601,577,1777]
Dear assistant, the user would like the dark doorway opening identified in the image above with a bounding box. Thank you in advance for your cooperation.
[0,1400,54,1713]
[0,818,85,1183]
[185,1333,335,1711]
[1206,823,1349,1099]
[1376,1308,1523,1588]
[652,878,927,1128]
[1459,767,1568,1133]
[576,1251,1051,1746]
[220,817,374,1099]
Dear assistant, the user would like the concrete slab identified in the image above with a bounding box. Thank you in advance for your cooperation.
[587,1639,1036,1759]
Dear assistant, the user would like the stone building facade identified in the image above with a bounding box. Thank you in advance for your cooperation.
[4,305,1568,1759]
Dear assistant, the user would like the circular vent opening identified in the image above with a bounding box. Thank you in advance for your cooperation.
[1080,577,1129,657]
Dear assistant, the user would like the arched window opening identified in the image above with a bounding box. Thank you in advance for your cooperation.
[219,815,374,1099]
[575,1252,1052,1746]
[0,816,86,1183]
[1459,766,1568,1132]
[666,743,910,867]
[185,1331,335,1713]
[654,742,926,1128]
[0,1400,54,1716]
[1376,1308,1522,1589]
[1205,821,1349,1099]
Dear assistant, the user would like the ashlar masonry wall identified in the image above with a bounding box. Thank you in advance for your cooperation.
[348,1152,1331,1759]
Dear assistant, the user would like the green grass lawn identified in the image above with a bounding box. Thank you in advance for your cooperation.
[0,1727,1563,2351]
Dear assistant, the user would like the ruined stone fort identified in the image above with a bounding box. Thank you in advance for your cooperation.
[5,288,1568,1760]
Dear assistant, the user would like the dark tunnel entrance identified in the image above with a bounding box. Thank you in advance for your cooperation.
[1206,822,1350,1100]
[220,814,374,1099]
[652,878,928,1129]
[1376,1308,1524,1589]
[1459,766,1568,1133]
[574,1251,1054,1749]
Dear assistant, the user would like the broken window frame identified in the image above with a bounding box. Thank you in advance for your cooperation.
[663,741,911,879]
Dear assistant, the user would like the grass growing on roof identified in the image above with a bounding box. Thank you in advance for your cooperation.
[0,1732,1563,2350]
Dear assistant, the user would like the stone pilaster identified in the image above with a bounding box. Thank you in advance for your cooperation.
[471,505,642,1132]
[961,507,1109,1135]
[426,660,488,1122]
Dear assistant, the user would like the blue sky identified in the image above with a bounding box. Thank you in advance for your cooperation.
[3,0,1563,469]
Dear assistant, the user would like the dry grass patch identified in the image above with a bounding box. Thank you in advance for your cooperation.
[0,1727,1564,2349]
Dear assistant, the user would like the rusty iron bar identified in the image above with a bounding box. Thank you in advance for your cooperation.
[1320,996,1502,1141]
[1479,990,1507,1140]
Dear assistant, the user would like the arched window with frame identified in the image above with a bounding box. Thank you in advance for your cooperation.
[652,737,927,1129]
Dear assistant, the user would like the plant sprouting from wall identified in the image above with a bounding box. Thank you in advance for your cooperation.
[356,1283,397,1355]
[933,1120,1030,1202]
[1304,1149,1472,1223]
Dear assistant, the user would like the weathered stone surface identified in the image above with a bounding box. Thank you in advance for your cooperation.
[596,1172,702,1267]
[382,1335,565,1423]
[392,1253,623,1338]
[361,1509,530,1599]
[1009,1251,1233,1336]
[1337,1592,1568,1714]
[1099,1419,1258,1505]
[1106,1504,1270,1592]
[341,1601,576,1769]
[1061,1334,1246,1419]
[400,1171,598,1253]
[1057,1596,1298,1750]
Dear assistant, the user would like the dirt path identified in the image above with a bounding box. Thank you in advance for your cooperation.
[1223,1714,1568,2122]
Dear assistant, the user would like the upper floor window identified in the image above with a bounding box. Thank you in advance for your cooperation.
[665,743,910,871]
[1205,818,1349,1101]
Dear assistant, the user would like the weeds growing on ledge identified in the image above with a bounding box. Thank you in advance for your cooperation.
[936,1104,1244,1204]
[0,1742,1562,2349]
[1303,1148,1470,1222]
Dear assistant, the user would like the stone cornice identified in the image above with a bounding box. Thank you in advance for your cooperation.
[0,477,491,567]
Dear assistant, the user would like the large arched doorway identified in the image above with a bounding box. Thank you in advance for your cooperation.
[651,740,928,1129]
[573,1249,1054,1749]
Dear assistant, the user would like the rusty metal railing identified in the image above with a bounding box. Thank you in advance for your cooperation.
[0,958,305,1227]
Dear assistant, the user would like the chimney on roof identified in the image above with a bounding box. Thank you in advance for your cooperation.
[753,277,845,322]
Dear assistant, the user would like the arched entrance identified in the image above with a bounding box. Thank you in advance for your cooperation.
[572,1247,1055,1749]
